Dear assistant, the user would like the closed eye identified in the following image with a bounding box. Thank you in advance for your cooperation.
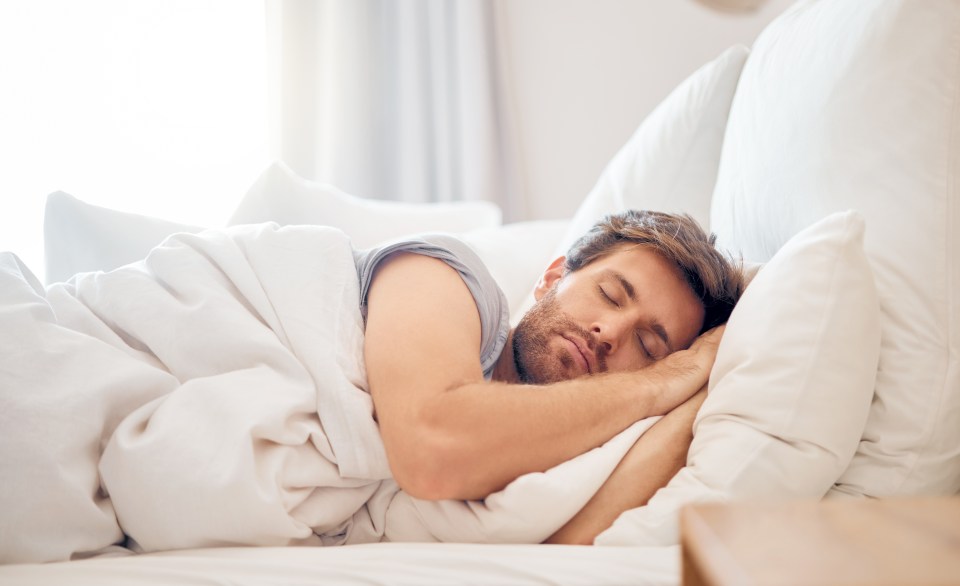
[598,285,620,308]
[637,331,666,360]
[636,332,652,358]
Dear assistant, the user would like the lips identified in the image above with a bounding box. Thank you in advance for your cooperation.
[561,334,596,375]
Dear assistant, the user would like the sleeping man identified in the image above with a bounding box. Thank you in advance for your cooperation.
[0,208,742,562]
[361,209,743,544]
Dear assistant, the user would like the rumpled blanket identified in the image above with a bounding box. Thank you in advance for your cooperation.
[0,224,656,563]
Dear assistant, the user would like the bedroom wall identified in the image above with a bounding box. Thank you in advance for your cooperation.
[498,0,795,221]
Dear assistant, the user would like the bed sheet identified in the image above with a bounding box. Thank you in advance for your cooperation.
[0,543,680,586]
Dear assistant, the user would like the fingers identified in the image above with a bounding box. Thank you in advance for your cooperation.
[643,326,727,417]
[688,325,726,370]
[692,324,725,350]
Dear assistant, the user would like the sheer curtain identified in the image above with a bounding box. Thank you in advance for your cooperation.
[267,0,525,219]
[1,1,523,281]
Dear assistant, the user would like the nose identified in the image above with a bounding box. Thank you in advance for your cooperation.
[591,323,618,356]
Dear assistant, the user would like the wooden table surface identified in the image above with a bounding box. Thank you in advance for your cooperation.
[680,497,960,586]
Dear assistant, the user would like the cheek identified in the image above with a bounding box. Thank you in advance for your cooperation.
[552,286,597,324]
[603,346,652,373]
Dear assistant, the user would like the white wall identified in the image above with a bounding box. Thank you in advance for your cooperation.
[499,0,795,221]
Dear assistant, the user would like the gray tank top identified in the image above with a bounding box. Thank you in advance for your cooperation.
[355,234,510,379]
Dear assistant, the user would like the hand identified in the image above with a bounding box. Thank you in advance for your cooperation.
[690,324,725,358]
[643,325,725,415]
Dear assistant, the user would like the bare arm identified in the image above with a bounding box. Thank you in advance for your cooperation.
[545,388,707,545]
[364,253,719,501]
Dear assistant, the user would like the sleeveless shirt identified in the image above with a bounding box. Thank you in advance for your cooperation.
[355,234,510,379]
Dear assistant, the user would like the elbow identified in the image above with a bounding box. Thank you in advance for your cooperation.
[392,452,470,501]
[385,412,492,501]
[385,424,473,501]
[394,466,458,501]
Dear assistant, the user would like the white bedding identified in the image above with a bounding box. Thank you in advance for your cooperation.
[0,223,656,563]
[6,3,956,582]
[0,543,680,586]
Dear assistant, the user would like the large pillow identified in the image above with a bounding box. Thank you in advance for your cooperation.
[43,191,202,284]
[229,162,503,248]
[596,211,881,546]
[710,0,960,497]
[513,44,748,324]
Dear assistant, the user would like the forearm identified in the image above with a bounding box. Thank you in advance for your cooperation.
[410,373,663,500]
[399,355,710,501]
[544,388,706,545]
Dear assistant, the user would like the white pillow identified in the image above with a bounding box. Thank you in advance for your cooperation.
[43,191,202,284]
[43,164,503,283]
[229,162,503,249]
[513,44,749,323]
[710,0,960,497]
[596,211,881,546]
[41,187,556,315]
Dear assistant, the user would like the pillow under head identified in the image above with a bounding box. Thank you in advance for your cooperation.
[596,211,881,545]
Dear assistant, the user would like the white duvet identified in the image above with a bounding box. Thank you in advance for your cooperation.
[0,224,655,564]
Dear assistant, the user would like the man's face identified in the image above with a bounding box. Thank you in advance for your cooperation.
[512,244,705,385]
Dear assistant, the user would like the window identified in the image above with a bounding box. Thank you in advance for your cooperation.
[0,0,268,279]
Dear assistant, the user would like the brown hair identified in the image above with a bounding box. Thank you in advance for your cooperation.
[564,210,744,332]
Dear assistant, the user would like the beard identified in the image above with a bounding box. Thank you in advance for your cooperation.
[511,288,606,385]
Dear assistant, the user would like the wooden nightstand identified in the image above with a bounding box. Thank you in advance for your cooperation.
[680,497,960,586]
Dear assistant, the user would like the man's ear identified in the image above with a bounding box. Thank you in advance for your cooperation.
[533,256,567,301]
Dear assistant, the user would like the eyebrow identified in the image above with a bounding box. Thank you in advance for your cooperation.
[610,271,636,302]
[607,269,673,352]
[651,323,673,353]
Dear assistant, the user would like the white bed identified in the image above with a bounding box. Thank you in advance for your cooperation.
[0,544,680,586]
[2,1,958,584]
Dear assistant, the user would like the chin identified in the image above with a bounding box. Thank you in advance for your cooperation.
[528,363,577,386]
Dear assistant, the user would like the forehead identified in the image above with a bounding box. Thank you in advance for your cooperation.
[581,243,683,281]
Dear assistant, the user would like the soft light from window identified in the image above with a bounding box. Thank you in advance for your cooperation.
[0,0,268,281]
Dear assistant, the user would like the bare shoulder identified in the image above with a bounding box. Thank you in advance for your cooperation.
[364,252,484,396]
[367,252,480,329]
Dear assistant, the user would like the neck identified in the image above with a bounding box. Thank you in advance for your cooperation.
[491,329,521,383]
